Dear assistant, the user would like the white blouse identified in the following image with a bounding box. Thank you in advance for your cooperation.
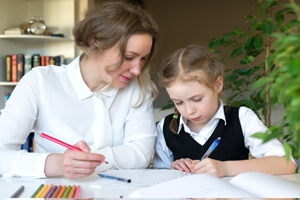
[0,55,157,178]
[153,101,291,169]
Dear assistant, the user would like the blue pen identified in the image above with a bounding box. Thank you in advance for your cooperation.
[98,173,131,183]
[200,137,221,161]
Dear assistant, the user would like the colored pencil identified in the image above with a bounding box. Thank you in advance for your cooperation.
[62,185,72,198]
[36,184,48,198]
[57,185,67,198]
[30,184,44,198]
[10,185,24,198]
[68,185,77,198]
[52,185,62,198]
[40,133,108,164]
[74,185,81,198]
[46,185,57,198]
[41,184,53,198]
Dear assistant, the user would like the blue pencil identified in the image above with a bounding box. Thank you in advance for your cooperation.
[98,173,131,183]
[10,185,24,198]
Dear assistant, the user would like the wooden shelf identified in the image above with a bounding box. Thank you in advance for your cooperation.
[0,82,18,86]
[0,35,74,44]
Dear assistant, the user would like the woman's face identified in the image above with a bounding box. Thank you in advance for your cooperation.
[99,33,153,88]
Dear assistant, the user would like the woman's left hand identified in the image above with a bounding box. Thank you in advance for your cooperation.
[190,158,227,177]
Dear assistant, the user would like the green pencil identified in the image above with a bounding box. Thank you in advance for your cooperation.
[30,184,44,198]
[62,185,72,198]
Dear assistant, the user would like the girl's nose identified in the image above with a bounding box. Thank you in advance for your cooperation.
[186,104,196,115]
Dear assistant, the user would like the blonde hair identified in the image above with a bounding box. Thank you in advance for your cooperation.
[73,1,158,107]
[158,44,224,134]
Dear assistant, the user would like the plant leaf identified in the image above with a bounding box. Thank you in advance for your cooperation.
[254,37,264,49]
[262,20,274,35]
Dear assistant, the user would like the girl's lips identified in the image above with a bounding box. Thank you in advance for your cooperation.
[190,116,201,121]
[121,75,131,82]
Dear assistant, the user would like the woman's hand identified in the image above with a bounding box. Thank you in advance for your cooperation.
[45,140,105,179]
[190,158,227,178]
[171,158,193,173]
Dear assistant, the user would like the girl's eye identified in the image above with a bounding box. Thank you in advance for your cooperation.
[174,102,183,105]
[194,98,202,102]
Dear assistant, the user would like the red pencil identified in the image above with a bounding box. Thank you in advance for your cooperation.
[40,133,109,164]
[40,133,82,151]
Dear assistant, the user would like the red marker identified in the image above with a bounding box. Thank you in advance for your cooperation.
[40,133,108,164]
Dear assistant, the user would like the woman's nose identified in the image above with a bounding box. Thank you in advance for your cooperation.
[129,63,141,75]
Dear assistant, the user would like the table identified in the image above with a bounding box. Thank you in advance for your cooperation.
[1,170,300,198]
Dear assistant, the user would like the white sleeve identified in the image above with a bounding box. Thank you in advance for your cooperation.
[239,106,286,158]
[152,118,173,169]
[0,70,48,178]
[92,87,157,171]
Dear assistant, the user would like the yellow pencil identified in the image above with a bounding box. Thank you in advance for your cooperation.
[36,184,48,198]
[57,185,67,198]
[41,184,53,198]
[68,185,77,198]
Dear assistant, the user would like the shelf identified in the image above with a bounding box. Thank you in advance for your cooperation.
[0,82,18,86]
[0,35,74,44]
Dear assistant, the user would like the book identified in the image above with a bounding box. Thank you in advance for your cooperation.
[11,54,17,82]
[24,55,32,74]
[32,54,40,67]
[17,53,24,81]
[41,56,45,66]
[128,172,300,198]
[5,55,11,82]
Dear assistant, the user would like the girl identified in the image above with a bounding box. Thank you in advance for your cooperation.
[153,44,296,177]
[0,2,158,179]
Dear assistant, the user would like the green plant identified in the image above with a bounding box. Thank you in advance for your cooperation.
[252,0,300,159]
[208,0,297,128]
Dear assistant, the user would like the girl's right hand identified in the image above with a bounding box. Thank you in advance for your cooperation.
[171,158,193,173]
[44,140,105,179]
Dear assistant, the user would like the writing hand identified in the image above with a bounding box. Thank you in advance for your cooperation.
[45,140,105,179]
[190,158,226,178]
[171,158,193,173]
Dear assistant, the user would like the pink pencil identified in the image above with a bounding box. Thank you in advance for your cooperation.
[74,185,81,198]
[40,133,109,164]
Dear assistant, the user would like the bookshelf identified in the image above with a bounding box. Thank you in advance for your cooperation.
[0,0,78,109]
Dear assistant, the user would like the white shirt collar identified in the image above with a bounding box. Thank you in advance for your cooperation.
[67,55,119,100]
[177,99,226,134]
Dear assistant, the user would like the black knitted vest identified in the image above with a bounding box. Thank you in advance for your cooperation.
[163,106,249,161]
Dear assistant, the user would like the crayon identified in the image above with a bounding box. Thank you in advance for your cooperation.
[36,184,48,198]
[41,184,53,198]
[57,185,67,198]
[74,185,81,198]
[52,185,62,198]
[46,185,57,198]
[30,184,44,198]
[62,185,72,198]
[68,185,77,198]
[10,185,24,198]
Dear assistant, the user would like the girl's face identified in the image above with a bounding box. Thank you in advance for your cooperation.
[166,77,223,131]
[99,33,153,88]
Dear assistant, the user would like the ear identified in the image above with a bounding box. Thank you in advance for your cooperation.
[214,76,223,93]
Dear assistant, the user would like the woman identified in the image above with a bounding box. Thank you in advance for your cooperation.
[0,1,159,179]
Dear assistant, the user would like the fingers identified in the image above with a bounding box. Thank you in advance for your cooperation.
[171,158,193,172]
[74,140,91,152]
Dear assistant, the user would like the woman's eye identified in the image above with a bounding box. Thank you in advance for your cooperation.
[194,98,202,102]
[125,57,133,60]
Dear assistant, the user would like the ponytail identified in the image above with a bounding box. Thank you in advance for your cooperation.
[169,108,180,134]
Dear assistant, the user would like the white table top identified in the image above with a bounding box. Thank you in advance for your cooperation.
[1,170,300,198]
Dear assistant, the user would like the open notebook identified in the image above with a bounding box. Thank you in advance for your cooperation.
[128,172,300,198]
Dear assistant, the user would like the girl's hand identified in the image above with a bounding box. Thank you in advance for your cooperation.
[171,158,193,173]
[190,158,227,178]
[45,140,105,179]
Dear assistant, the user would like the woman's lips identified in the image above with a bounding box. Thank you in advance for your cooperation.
[121,75,131,82]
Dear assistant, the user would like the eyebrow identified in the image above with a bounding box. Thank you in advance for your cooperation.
[171,94,203,101]
[126,51,151,57]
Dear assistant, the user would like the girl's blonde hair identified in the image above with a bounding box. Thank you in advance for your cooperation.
[73,1,159,107]
[158,44,224,134]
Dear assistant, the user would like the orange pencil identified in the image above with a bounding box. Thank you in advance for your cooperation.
[68,185,77,198]
[36,184,49,198]
[52,185,62,198]
[41,184,53,198]
[57,185,67,198]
